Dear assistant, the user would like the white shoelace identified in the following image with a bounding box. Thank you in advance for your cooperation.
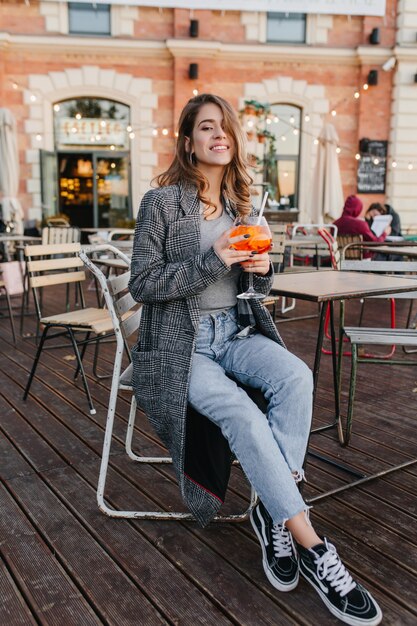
[314,541,356,597]
[271,524,295,558]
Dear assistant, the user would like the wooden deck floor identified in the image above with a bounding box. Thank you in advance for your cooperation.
[1,288,416,625]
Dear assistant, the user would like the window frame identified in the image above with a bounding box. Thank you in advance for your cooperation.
[68,2,111,37]
[266,12,307,44]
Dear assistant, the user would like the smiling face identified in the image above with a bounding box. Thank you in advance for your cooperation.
[187,102,234,171]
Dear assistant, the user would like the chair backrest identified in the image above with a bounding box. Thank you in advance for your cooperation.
[337,234,363,260]
[24,242,86,319]
[269,224,286,270]
[318,228,340,270]
[79,245,142,380]
[291,223,338,238]
[42,226,81,245]
[340,259,417,299]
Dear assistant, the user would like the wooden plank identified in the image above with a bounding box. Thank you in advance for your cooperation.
[0,482,102,626]
[25,243,81,257]
[30,270,85,289]
[27,257,83,272]
[0,559,37,626]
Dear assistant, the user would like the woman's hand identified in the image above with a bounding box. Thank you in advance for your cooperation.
[213,228,252,267]
[240,253,271,276]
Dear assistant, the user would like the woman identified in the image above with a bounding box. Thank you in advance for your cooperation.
[129,94,382,626]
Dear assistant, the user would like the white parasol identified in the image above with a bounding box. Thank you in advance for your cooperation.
[307,122,344,222]
[0,108,24,233]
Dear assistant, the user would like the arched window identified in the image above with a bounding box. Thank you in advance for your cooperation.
[265,104,301,209]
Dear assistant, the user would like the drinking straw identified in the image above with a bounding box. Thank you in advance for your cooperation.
[257,191,269,224]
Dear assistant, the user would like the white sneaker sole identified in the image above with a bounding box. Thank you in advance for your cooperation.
[250,508,299,592]
[299,565,383,626]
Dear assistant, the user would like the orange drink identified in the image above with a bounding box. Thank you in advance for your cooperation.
[230,224,272,254]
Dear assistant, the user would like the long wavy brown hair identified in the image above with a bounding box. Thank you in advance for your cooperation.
[155,93,252,218]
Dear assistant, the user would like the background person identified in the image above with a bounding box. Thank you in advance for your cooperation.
[129,94,382,626]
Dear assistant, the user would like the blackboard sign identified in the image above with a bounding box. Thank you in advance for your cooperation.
[357,139,387,194]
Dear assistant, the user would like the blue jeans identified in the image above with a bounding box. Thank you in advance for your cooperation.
[188,306,313,525]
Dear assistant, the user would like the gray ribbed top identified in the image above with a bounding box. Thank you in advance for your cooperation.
[199,206,241,316]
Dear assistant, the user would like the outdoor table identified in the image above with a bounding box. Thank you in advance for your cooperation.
[0,234,41,261]
[270,270,417,498]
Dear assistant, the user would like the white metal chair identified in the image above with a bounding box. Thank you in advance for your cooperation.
[79,245,258,521]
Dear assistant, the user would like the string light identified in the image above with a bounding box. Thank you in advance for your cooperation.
[331,109,337,117]
[75,113,82,120]
[392,160,397,168]
[30,94,37,102]
[354,91,360,99]
[192,88,199,96]
[304,114,310,122]
[129,131,135,139]
[162,128,169,136]
[408,162,413,170]
[373,157,380,165]
[273,116,279,123]
[289,115,295,124]
[355,153,361,160]
[363,83,369,90]
[152,128,158,136]
[126,125,132,132]
[35,134,42,141]
[336,146,341,154]
[53,104,60,112]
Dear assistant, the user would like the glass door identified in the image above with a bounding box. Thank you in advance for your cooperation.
[57,152,94,227]
[94,152,131,228]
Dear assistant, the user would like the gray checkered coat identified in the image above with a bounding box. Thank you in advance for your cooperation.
[129,181,285,526]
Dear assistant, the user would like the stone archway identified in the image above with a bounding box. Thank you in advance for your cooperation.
[24,65,157,220]
[242,76,329,221]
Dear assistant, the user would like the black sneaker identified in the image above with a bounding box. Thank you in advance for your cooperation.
[250,501,298,592]
[298,538,382,625]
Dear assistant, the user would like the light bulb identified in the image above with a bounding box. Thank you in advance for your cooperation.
[127,125,132,132]
[192,89,199,96]
[273,116,279,123]
[392,160,397,168]
[290,115,295,124]
[336,146,341,154]
[129,132,135,139]
[354,91,360,99]
[266,118,272,125]
[110,145,115,151]
[35,134,42,141]
[152,128,158,136]
[30,94,37,102]
[53,104,60,112]
[247,120,254,128]
[408,162,413,170]
[162,128,169,136]
[75,113,82,120]
[313,138,319,145]
[293,128,299,135]
[373,158,380,165]
[355,153,361,160]
[281,135,286,142]
[331,110,337,117]
[363,83,369,90]
[304,114,310,122]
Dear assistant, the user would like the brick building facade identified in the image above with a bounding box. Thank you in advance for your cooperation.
[0,0,416,228]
